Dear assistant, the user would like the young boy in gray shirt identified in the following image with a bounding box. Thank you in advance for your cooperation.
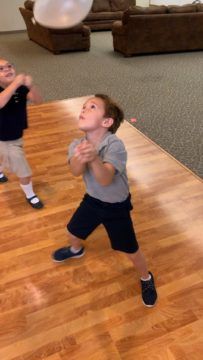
[52,94,157,307]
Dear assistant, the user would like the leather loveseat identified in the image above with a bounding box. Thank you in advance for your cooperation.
[112,3,203,56]
[19,0,91,54]
[83,0,135,30]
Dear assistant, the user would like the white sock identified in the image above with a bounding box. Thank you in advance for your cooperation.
[20,181,35,199]
[0,172,5,178]
[70,246,82,254]
[141,274,151,282]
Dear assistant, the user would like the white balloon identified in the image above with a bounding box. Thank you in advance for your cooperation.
[33,0,93,29]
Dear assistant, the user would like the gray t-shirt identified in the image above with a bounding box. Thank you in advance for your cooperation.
[68,131,130,203]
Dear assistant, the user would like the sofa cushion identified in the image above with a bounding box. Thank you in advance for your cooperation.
[125,5,167,15]
[110,0,134,12]
[122,5,167,24]
[92,0,111,12]
[196,4,203,12]
[167,5,196,13]
[24,0,34,11]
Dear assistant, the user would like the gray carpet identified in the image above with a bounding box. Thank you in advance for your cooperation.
[0,31,203,178]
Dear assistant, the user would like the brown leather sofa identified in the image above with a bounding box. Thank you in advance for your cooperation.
[83,0,135,30]
[19,1,91,54]
[112,3,203,56]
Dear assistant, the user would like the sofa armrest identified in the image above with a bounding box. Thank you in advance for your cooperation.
[112,21,126,35]
[82,25,91,35]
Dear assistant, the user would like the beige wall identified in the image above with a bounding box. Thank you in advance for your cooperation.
[136,0,150,5]
[151,1,188,4]
[0,0,26,32]
[137,0,189,4]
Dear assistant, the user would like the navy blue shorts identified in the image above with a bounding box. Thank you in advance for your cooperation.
[67,193,139,254]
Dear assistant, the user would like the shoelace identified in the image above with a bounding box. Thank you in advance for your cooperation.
[142,280,154,292]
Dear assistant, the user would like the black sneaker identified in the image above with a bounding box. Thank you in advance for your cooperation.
[141,272,157,307]
[0,174,8,183]
[52,246,85,262]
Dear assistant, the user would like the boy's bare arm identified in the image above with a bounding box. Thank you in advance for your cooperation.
[89,157,115,186]
[27,85,43,104]
[69,155,86,177]
[25,76,43,104]
[0,74,25,108]
[73,140,115,185]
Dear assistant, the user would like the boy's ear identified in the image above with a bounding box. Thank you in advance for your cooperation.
[102,117,114,129]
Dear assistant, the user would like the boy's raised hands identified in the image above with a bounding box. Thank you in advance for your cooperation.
[74,140,97,164]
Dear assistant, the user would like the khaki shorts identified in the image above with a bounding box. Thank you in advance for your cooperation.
[0,138,32,178]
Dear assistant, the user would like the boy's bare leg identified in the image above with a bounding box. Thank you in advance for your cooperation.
[126,249,150,280]
[126,249,157,306]
[68,232,83,251]
[19,176,31,185]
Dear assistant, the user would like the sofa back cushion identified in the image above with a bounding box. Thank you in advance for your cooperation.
[24,0,34,11]
[92,0,111,12]
[123,5,167,24]
[196,4,203,12]
[167,4,196,13]
[110,0,135,12]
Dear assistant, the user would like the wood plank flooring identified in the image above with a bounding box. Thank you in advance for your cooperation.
[0,97,202,360]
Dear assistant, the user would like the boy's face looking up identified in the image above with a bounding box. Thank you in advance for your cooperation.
[0,59,16,86]
[79,97,113,133]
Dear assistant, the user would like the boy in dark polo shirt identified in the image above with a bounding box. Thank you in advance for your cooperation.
[52,94,157,307]
[0,58,43,209]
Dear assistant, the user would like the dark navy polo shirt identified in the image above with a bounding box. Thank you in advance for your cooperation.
[0,85,29,141]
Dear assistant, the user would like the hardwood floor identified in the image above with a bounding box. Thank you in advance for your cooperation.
[0,97,202,360]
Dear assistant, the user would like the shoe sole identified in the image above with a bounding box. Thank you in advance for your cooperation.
[0,179,8,183]
[52,251,85,263]
[29,204,44,209]
[142,300,157,308]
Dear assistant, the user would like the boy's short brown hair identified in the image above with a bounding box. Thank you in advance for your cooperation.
[95,94,124,133]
